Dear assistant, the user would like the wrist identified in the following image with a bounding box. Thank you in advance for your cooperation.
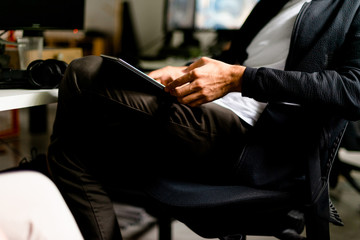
[231,65,246,92]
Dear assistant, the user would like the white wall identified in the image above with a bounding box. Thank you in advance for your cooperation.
[84,0,164,56]
[84,0,121,37]
[128,0,164,55]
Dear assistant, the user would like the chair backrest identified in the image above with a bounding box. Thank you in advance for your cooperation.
[303,117,347,240]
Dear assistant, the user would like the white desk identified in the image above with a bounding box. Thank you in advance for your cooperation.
[0,89,58,111]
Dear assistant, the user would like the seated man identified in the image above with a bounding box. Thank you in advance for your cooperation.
[47,0,360,239]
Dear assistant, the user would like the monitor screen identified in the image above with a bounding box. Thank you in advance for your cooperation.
[165,0,258,32]
[165,0,196,31]
[0,0,85,31]
[195,0,258,30]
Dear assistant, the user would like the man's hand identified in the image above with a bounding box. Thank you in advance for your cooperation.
[162,57,245,107]
[148,66,188,87]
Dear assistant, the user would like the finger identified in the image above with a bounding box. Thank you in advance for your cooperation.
[179,92,207,107]
[166,72,193,92]
[176,83,200,102]
[148,71,171,86]
[185,57,208,72]
[162,78,175,86]
[187,98,206,107]
[171,81,193,97]
[152,76,170,86]
[168,57,209,89]
[147,69,161,79]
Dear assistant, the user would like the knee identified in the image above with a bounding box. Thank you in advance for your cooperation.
[61,55,104,93]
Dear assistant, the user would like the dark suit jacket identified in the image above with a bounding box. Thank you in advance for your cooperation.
[217,0,360,222]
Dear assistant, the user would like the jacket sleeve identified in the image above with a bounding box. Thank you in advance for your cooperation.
[241,8,360,121]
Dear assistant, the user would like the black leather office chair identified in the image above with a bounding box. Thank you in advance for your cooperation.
[112,104,347,240]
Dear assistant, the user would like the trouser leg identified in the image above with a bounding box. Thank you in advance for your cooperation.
[48,55,248,240]
[48,140,122,240]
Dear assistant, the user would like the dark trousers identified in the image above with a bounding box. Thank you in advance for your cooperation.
[47,56,248,240]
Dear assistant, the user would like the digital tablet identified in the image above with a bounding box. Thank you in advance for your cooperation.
[101,55,165,90]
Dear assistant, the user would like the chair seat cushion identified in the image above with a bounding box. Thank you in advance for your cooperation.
[145,178,303,238]
[146,178,295,208]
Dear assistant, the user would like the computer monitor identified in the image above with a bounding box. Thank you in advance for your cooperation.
[165,0,258,32]
[195,0,259,30]
[0,0,85,35]
[163,0,258,57]
[165,0,196,32]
